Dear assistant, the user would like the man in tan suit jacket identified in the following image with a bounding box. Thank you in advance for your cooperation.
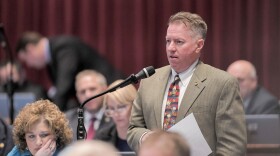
[127,12,247,155]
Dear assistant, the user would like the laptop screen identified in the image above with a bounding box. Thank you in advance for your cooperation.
[0,92,35,119]
[246,114,280,144]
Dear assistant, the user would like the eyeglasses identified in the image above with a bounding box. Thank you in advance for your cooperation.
[105,104,129,117]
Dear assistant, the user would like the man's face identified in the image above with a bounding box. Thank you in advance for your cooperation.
[18,43,46,69]
[166,22,204,73]
[76,75,107,113]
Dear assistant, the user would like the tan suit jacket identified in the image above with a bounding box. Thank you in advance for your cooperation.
[127,62,247,155]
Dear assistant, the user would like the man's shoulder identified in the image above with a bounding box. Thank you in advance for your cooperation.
[7,146,19,156]
[199,63,228,75]
[197,63,235,82]
[7,146,31,156]
[255,86,279,103]
[49,36,93,54]
[152,65,171,77]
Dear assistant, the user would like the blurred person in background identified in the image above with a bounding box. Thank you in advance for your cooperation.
[66,70,113,140]
[7,99,72,156]
[15,32,123,111]
[95,79,136,152]
[0,60,47,100]
[227,60,280,114]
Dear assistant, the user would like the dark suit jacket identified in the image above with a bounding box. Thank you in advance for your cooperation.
[65,108,114,141]
[47,36,123,110]
[95,124,132,152]
[246,86,280,114]
[127,61,247,155]
[0,117,14,156]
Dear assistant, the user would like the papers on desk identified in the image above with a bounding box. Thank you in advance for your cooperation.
[168,113,212,156]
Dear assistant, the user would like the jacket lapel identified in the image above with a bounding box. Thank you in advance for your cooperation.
[176,62,207,122]
[153,67,171,128]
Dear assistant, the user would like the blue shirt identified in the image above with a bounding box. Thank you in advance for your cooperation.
[116,137,132,152]
[7,146,59,156]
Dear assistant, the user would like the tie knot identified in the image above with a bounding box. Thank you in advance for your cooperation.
[173,75,180,84]
[91,117,96,122]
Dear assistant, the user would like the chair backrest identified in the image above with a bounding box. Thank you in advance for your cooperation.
[0,92,35,119]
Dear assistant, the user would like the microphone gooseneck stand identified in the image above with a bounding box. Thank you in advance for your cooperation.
[0,24,15,124]
[77,66,155,140]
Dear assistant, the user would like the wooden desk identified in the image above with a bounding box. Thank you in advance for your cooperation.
[247,144,280,156]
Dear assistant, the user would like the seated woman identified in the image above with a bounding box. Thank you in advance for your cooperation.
[8,99,73,156]
[95,80,137,152]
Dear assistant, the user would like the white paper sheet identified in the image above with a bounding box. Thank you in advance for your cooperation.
[168,113,212,156]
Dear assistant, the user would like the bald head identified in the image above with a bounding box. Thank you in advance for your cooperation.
[227,60,257,79]
[58,140,120,156]
[138,131,190,156]
[227,60,258,99]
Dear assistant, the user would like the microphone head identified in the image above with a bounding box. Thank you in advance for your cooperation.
[135,66,155,80]
[144,66,155,77]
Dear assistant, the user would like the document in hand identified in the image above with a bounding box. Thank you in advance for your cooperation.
[168,113,212,156]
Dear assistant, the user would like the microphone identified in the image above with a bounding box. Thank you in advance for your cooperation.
[117,66,155,89]
[135,66,156,80]
[135,66,155,80]
[82,66,155,107]
[77,66,156,140]
[77,108,86,140]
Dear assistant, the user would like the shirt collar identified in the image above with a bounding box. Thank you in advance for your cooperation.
[84,106,105,122]
[171,59,198,86]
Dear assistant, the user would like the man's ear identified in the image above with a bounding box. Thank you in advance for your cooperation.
[195,39,204,53]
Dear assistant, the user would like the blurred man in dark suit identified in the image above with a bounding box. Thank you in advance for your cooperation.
[16,32,123,111]
[227,60,280,114]
[66,70,114,140]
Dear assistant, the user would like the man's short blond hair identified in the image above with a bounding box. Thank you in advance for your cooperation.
[168,11,207,40]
